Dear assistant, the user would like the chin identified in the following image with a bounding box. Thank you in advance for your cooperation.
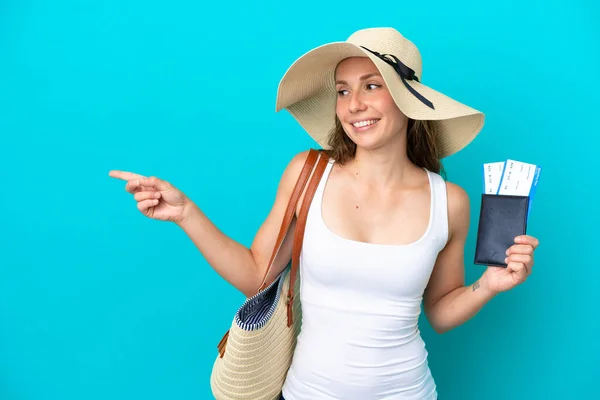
[346,131,382,148]
[350,137,387,151]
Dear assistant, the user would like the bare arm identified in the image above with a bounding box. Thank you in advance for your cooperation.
[423,182,538,333]
[176,150,312,297]
[423,183,496,334]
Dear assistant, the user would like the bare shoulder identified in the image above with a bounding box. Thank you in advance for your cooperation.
[279,150,313,187]
[283,149,327,214]
[249,149,317,289]
[272,149,320,213]
[444,180,471,240]
[445,180,470,212]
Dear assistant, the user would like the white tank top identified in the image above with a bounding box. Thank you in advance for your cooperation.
[281,158,448,400]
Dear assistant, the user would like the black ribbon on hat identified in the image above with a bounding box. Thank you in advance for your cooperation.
[360,46,435,110]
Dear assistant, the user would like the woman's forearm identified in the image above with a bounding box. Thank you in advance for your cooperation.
[177,201,261,297]
[427,277,497,334]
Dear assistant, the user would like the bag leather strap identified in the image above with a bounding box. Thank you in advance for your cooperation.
[286,152,329,326]
[257,149,321,292]
[217,149,329,357]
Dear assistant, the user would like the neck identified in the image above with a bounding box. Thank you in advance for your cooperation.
[348,136,418,190]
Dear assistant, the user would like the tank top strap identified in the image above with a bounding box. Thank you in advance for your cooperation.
[427,169,449,247]
[309,157,335,213]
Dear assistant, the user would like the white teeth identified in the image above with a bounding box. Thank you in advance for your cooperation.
[352,119,379,128]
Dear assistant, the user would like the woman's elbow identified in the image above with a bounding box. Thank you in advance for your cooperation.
[424,309,454,334]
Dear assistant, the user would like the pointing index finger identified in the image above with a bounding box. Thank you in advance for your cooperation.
[108,170,146,181]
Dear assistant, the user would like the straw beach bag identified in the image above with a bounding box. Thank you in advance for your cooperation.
[210,149,329,400]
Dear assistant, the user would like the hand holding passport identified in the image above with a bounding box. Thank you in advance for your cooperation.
[474,159,541,267]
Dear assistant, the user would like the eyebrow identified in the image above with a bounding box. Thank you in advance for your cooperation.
[335,73,382,85]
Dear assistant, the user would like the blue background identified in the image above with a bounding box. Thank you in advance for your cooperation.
[1,0,598,399]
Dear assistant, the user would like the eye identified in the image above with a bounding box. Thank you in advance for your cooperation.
[366,83,381,90]
[336,89,349,97]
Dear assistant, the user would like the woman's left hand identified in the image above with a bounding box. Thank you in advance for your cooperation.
[482,235,539,294]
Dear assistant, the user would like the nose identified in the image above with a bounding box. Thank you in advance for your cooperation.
[348,92,367,113]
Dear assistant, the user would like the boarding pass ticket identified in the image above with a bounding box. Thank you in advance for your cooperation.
[482,159,542,218]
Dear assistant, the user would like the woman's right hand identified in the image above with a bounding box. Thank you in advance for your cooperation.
[109,170,190,223]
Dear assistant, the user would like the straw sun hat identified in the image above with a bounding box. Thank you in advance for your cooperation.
[275,27,485,158]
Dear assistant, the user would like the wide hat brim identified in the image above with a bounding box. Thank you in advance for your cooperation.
[275,38,485,159]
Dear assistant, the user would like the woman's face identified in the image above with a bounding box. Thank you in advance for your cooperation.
[335,57,408,150]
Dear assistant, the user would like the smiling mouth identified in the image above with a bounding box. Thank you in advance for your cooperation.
[351,119,380,128]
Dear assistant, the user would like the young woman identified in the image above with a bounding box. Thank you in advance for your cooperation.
[109,27,539,400]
